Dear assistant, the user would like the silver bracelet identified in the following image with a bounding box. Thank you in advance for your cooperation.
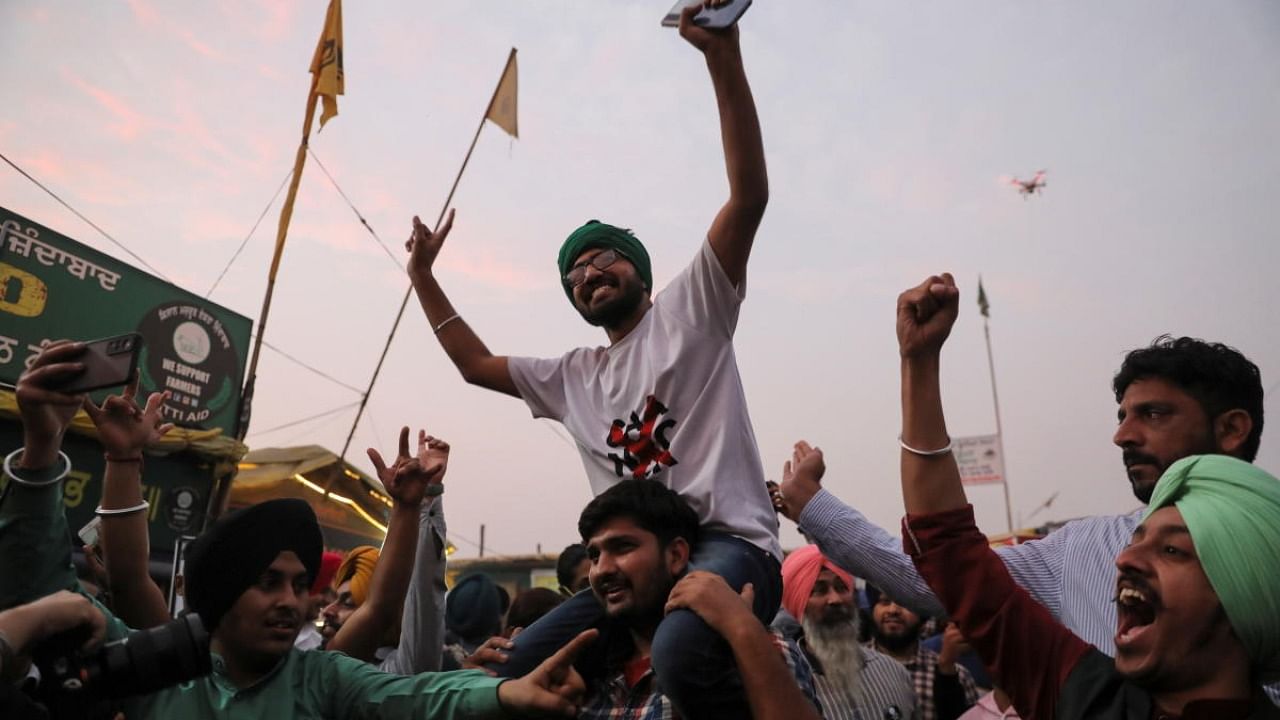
[3,448,72,487]
[433,313,461,334]
[898,434,954,457]
[94,501,150,517]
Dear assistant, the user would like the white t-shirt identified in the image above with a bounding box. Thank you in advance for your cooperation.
[509,239,781,559]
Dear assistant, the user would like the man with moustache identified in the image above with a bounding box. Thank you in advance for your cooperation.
[404,5,782,716]
[573,481,817,720]
[2,342,597,719]
[775,334,1265,660]
[892,273,1280,718]
[779,545,916,720]
[865,586,977,720]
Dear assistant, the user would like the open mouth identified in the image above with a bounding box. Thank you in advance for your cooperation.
[595,581,629,603]
[1115,585,1158,647]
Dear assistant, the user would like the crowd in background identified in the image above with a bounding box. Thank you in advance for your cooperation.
[3,3,1279,719]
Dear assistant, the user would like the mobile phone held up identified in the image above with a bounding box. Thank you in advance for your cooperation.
[54,333,144,394]
[662,0,752,29]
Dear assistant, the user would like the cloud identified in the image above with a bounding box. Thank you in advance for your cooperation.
[16,149,68,184]
[176,28,225,62]
[59,68,149,141]
[437,248,543,292]
[126,0,159,27]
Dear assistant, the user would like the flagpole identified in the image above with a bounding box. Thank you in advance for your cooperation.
[237,0,340,442]
[982,314,1015,534]
[334,49,515,469]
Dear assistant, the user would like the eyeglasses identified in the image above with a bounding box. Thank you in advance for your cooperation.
[563,249,626,288]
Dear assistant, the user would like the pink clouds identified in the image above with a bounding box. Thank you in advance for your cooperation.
[437,248,543,292]
[60,69,149,141]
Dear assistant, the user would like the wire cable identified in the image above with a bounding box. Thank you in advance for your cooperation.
[306,147,403,272]
[206,166,293,298]
[0,148,170,279]
[244,400,362,439]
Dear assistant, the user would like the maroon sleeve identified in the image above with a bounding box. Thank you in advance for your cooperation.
[902,506,1093,720]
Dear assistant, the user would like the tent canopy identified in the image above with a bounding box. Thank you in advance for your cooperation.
[233,445,391,552]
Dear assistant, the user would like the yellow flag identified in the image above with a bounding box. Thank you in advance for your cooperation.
[310,0,344,130]
[485,48,518,138]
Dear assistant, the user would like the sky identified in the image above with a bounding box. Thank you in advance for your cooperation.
[2,1,1278,559]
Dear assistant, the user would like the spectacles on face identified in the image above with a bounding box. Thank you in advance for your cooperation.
[564,249,626,288]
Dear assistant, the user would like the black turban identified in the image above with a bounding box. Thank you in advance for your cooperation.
[184,498,323,632]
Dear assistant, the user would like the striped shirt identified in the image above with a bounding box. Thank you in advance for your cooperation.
[809,644,918,720]
[799,488,1140,654]
[799,489,1280,705]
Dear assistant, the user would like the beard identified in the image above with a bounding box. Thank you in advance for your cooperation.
[1123,434,1218,503]
[576,279,647,329]
[870,616,920,654]
[803,614,866,705]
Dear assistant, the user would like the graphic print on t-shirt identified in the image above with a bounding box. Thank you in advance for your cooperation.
[606,395,679,480]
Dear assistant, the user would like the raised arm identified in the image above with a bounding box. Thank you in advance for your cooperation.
[3,341,90,609]
[378,494,447,674]
[776,443,949,618]
[83,378,173,629]
[666,572,822,720]
[679,3,768,288]
[896,274,1090,720]
[406,210,518,397]
[896,274,965,515]
[329,427,446,663]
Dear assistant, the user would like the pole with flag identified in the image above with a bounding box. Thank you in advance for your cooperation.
[978,276,1015,533]
[334,48,519,468]
[238,0,345,440]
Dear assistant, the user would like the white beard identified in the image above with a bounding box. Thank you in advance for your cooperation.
[803,614,867,707]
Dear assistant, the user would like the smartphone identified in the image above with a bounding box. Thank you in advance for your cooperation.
[78,516,102,547]
[55,333,143,394]
[662,0,752,29]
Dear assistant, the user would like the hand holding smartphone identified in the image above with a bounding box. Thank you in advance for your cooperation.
[662,0,752,29]
[52,333,143,394]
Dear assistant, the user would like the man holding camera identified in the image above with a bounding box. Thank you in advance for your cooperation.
[0,341,597,718]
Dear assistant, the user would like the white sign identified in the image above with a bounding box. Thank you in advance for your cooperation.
[955,434,1004,486]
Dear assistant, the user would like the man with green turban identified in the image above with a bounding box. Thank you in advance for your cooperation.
[404,4,780,717]
[891,273,1280,719]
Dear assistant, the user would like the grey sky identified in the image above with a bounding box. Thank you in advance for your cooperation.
[2,1,1277,557]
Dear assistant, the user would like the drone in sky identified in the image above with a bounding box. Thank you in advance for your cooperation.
[1008,170,1047,198]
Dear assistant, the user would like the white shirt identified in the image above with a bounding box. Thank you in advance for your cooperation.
[509,239,780,559]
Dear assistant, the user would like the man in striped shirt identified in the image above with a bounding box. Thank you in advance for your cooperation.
[774,336,1268,693]
[778,545,916,720]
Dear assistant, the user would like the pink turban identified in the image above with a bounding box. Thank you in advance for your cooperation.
[311,551,344,595]
[781,545,854,622]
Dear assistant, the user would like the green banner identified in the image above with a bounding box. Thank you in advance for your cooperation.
[0,206,251,436]
[0,423,214,557]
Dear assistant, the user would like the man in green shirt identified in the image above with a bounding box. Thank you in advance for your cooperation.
[1,340,593,718]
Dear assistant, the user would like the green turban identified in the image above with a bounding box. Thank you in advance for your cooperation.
[557,220,652,304]
[1146,454,1280,679]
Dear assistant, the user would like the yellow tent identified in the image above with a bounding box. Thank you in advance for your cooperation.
[233,445,391,552]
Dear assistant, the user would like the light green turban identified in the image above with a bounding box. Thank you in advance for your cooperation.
[1146,454,1280,679]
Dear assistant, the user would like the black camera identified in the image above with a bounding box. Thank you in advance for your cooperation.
[30,613,211,719]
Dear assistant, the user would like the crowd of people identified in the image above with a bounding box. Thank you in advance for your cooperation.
[3,3,1278,719]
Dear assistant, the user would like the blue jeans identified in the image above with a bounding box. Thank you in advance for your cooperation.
[489,532,781,718]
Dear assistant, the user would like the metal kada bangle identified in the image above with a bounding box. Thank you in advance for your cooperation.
[3,448,72,487]
[898,434,954,457]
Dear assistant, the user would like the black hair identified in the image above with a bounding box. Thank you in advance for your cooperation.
[555,543,589,591]
[1113,335,1264,461]
[578,481,700,549]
